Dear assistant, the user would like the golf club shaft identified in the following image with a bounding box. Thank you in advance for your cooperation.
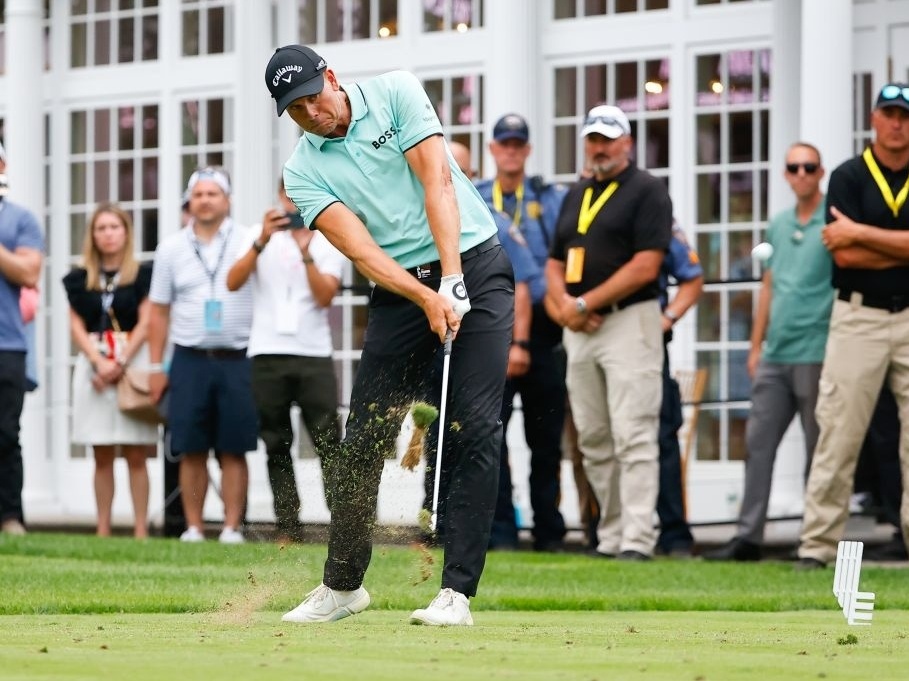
[430,331,453,531]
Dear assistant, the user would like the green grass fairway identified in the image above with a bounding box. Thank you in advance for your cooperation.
[2,533,908,680]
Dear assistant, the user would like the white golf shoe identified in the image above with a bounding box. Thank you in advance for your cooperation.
[410,588,473,626]
[281,584,371,623]
[179,526,205,543]
[218,527,245,544]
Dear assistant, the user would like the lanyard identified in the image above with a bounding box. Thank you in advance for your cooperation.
[492,180,524,230]
[863,147,909,218]
[577,181,619,235]
[100,271,119,313]
[188,226,231,294]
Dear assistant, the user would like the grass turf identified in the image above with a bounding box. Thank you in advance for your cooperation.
[2,533,908,680]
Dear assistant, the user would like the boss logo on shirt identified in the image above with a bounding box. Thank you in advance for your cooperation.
[371,125,401,149]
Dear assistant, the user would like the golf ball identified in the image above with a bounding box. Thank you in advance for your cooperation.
[751,242,773,262]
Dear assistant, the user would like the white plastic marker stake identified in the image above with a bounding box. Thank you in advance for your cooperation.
[430,330,453,533]
[833,540,875,625]
[751,242,774,263]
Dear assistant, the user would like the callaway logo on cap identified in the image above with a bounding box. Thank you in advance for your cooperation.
[265,44,328,116]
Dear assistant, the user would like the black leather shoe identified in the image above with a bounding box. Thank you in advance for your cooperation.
[702,538,762,562]
[617,550,651,561]
[794,557,826,571]
[864,537,908,561]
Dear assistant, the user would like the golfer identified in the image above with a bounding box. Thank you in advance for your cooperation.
[265,45,513,626]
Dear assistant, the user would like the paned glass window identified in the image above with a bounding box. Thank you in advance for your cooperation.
[182,0,232,56]
[70,0,158,68]
[69,103,160,255]
[552,57,671,185]
[422,73,485,177]
[554,0,669,19]
[423,0,483,32]
[298,0,399,43]
[691,47,771,463]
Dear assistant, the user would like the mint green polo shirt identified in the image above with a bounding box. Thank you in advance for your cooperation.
[283,70,496,268]
[763,199,833,363]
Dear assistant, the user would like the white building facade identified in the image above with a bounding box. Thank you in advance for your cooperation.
[0,0,904,531]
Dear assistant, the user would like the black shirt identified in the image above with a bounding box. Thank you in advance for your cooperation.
[826,150,909,298]
[62,261,153,333]
[550,164,672,308]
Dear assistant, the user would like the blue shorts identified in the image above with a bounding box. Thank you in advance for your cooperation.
[167,345,258,455]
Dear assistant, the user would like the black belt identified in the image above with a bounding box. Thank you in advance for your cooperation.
[595,296,654,316]
[176,345,247,359]
[413,235,500,280]
[838,289,909,313]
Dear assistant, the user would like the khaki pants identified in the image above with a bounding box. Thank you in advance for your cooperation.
[799,297,909,563]
[564,300,663,555]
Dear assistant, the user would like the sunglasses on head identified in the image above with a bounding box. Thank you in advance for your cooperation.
[785,162,818,174]
[584,114,626,130]
[879,84,909,104]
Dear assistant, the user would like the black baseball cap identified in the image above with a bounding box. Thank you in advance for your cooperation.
[493,114,530,143]
[265,45,328,116]
[874,83,909,113]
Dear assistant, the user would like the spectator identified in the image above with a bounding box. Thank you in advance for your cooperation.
[797,84,909,569]
[62,203,158,538]
[475,113,568,552]
[226,180,345,544]
[545,104,672,561]
[704,142,831,562]
[655,221,704,557]
[265,44,512,625]
[0,143,45,535]
[147,166,257,545]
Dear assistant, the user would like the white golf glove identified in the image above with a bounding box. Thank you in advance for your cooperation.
[438,274,471,319]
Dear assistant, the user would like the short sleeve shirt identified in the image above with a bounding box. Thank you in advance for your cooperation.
[63,261,153,334]
[550,164,672,307]
[283,70,496,268]
[658,223,703,309]
[0,201,45,351]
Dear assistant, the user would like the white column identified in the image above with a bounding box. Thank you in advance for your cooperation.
[768,0,801,217]
[801,0,853,173]
[232,1,275,226]
[5,0,54,515]
[482,0,539,175]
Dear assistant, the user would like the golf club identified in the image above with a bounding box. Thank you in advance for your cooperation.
[430,329,453,532]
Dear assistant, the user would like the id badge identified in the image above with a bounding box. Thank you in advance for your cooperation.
[565,247,585,284]
[204,299,224,334]
[275,293,300,335]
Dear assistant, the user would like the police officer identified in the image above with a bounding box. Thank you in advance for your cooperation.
[475,114,568,551]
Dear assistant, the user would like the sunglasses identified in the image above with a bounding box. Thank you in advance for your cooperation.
[785,162,819,174]
[879,84,909,104]
[584,115,628,132]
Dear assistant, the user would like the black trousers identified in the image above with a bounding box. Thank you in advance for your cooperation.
[323,243,513,597]
[251,354,340,537]
[0,351,26,524]
[656,346,694,552]
[491,342,567,549]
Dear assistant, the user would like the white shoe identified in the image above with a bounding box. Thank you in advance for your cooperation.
[179,526,205,542]
[281,584,371,623]
[218,527,245,544]
[1,519,26,536]
[410,588,473,626]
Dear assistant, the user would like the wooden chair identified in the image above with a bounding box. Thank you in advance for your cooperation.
[673,367,708,519]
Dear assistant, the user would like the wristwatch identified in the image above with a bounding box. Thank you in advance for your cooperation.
[575,297,588,314]
[252,239,265,254]
[663,309,679,324]
[512,339,531,350]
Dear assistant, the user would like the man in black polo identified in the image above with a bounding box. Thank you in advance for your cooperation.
[545,104,672,561]
[797,83,909,569]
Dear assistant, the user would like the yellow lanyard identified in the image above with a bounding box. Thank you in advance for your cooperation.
[492,180,524,230]
[863,147,909,218]
[577,181,619,235]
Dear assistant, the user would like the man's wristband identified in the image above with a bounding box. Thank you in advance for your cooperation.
[302,254,314,264]
[663,309,679,324]
[147,363,164,373]
[512,339,531,350]
[252,240,265,255]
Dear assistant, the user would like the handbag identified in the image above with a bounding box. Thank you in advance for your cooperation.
[107,306,165,424]
[117,368,165,424]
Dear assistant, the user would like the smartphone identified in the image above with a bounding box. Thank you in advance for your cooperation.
[284,211,307,229]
